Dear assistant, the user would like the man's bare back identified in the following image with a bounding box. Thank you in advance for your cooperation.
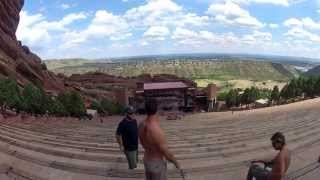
[139,115,165,161]
[139,114,180,167]
[140,98,180,180]
[247,132,291,180]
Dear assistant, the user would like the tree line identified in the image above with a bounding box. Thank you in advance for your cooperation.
[0,78,126,118]
[224,87,269,108]
[0,78,86,117]
[223,76,320,109]
[279,76,320,100]
[90,99,125,116]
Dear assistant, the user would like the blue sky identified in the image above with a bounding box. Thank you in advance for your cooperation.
[17,0,320,59]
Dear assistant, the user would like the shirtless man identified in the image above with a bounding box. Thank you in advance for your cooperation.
[139,98,180,180]
[247,132,291,180]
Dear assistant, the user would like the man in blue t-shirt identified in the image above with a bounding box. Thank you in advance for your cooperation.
[116,106,138,169]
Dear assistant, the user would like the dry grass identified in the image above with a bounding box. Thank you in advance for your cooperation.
[196,79,286,90]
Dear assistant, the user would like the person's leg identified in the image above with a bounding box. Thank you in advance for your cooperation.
[247,164,259,180]
[144,160,167,180]
[144,163,152,180]
[136,150,139,163]
[125,150,137,169]
[159,160,167,180]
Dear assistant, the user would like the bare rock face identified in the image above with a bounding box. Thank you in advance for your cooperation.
[0,0,65,91]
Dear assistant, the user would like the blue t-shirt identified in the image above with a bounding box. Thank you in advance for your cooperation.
[116,117,138,151]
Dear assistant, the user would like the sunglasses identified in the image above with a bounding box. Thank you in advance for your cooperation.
[272,140,283,144]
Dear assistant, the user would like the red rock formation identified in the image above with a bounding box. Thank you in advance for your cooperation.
[0,0,65,91]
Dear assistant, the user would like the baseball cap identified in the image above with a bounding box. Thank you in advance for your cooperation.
[125,106,135,114]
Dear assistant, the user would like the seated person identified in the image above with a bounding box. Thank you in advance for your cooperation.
[247,132,291,180]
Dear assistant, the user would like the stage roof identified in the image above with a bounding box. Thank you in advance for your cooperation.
[143,82,188,91]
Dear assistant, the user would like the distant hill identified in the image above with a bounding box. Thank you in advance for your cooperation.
[305,66,320,76]
[45,59,300,82]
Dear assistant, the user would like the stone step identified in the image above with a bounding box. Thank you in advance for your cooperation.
[1,114,320,157]
[1,119,320,162]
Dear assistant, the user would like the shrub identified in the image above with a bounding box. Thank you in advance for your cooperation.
[57,91,86,117]
[0,78,23,112]
[100,99,125,115]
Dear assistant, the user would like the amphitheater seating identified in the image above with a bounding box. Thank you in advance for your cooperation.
[0,98,320,179]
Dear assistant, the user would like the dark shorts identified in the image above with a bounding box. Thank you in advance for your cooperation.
[247,164,271,180]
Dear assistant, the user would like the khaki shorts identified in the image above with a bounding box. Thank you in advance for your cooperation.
[144,160,167,180]
[124,150,138,169]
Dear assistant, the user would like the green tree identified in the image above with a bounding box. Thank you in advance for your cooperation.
[280,84,289,100]
[226,89,240,108]
[305,76,317,98]
[0,78,23,112]
[57,91,86,117]
[41,62,47,70]
[46,97,67,116]
[241,88,250,107]
[270,86,280,104]
[22,84,46,114]
[217,91,228,101]
[90,100,105,114]
[248,87,259,104]
[315,77,320,96]
[100,99,125,115]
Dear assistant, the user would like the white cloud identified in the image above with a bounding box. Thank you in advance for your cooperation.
[124,0,182,27]
[17,0,320,59]
[269,23,279,29]
[230,0,290,6]
[283,17,320,48]
[171,27,274,51]
[207,1,264,28]
[61,3,71,10]
[110,33,133,41]
[172,28,199,41]
[284,17,320,30]
[62,10,131,48]
[284,27,320,43]
[17,11,50,45]
[301,17,320,30]
[125,1,178,27]
[284,18,302,27]
[209,0,306,6]
[175,13,210,27]
[124,0,208,28]
[171,27,224,46]
[242,30,272,44]
[143,26,170,40]
[17,11,86,46]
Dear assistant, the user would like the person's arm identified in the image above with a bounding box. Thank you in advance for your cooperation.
[116,134,123,151]
[270,155,285,180]
[152,127,180,169]
[116,123,124,152]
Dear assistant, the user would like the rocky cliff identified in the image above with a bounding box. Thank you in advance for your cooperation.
[0,0,65,91]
